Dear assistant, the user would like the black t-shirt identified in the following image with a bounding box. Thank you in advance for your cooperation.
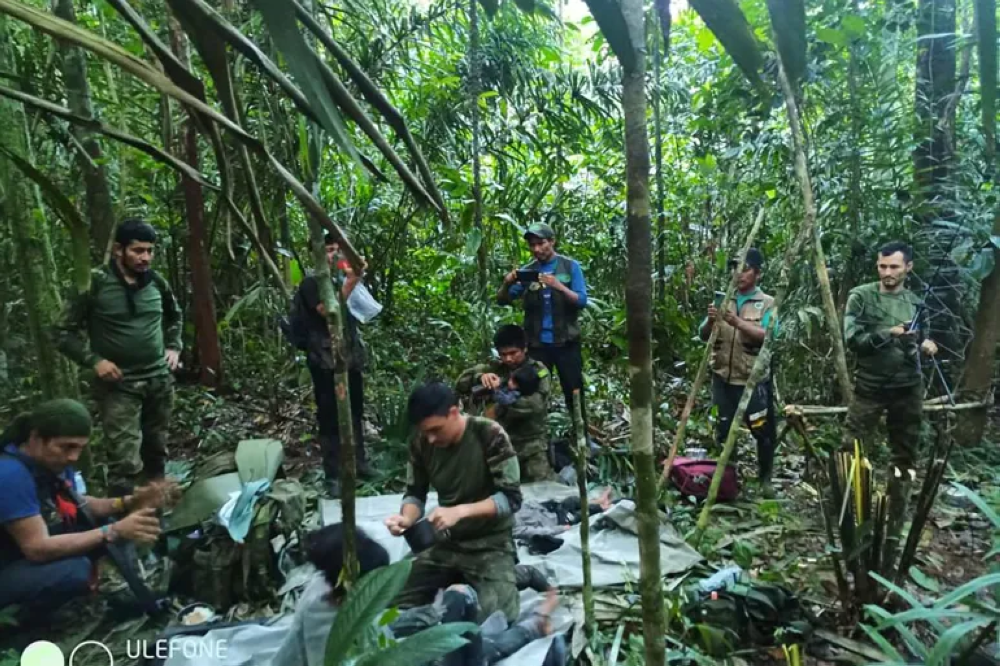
[298,275,364,371]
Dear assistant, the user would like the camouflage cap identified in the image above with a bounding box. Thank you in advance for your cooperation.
[523,223,555,240]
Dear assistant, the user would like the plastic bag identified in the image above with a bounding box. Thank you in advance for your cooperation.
[346,282,383,324]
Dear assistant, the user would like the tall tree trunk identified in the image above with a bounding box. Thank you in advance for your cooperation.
[914,0,960,369]
[469,0,486,300]
[957,0,999,446]
[51,0,115,266]
[169,16,222,388]
[622,2,666,664]
[837,0,863,313]
[0,18,74,399]
[652,11,666,306]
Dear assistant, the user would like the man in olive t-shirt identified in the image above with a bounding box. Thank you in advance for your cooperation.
[55,219,182,491]
[385,382,522,622]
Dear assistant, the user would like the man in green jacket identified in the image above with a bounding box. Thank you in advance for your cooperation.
[843,240,938,569]
[385,382,522,622]
[55,219,182,491]
[456,325,553,482]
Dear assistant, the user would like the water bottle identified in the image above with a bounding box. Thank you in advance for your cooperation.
[73,471,87,495]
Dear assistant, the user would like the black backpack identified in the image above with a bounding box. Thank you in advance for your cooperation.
[279,284,311,351]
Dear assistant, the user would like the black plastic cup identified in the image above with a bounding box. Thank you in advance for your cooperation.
[403,519,438,554]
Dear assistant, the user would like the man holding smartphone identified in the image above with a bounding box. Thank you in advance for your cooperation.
[699,248,779,498]
[497,223,590,435]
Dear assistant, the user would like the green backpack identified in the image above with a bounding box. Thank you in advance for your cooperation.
[684,582,811,654]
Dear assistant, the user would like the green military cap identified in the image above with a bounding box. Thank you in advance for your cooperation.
[524,223,555,240]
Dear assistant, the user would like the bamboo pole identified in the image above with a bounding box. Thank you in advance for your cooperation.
[775,48,854,404]
[572,389,595,637]
[783,398,992,417]
[660,207,766,485]
[691,94,815,544]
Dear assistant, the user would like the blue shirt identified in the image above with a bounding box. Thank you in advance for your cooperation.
[0,444,76,564]
[507,256,588,344]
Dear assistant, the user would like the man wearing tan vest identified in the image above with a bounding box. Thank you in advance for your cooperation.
[699,248,778,498]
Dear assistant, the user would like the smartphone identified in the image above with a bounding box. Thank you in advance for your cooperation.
[714,291,725,307]
[516,269,540,284]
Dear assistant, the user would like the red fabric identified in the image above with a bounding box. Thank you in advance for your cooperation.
[54,482,78,524]
[669,457,739,502]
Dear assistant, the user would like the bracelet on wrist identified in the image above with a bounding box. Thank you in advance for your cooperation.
[100,524,117,543]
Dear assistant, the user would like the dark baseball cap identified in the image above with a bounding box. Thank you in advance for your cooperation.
[524,223,555,240]
[729,247,764,270]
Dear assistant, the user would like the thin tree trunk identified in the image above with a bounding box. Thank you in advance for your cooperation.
[0,18,74,400]
[837,5,863,314]
[652,14,666,306]
[915,0,959,364]
[469,0,486,299]
[572,390,594,637]
[661,209,765,482]
[303,115,359,584]
[957,0,999,446]
[170,16,222,388]
[778,54,854,403]
[693,67,815,544]
[622,1,665,663]
[51,0,115,265]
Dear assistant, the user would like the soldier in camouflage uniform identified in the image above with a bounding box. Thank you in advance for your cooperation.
[385,382,522,623]
[843,240,939,570]
[456,324,553,482]
[55,219,182,491]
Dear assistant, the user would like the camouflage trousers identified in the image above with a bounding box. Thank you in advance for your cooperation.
[844,383,923,474]
[517,445,554,483]
[392,538,519,623]
[94,376,174,487]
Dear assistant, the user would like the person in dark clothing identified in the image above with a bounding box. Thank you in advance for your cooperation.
[297,233,375,497]
[0,399,178,624]
[497,223,589,435]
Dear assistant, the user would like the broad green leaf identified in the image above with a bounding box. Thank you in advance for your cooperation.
[688,0,765,88]
[926,619,991,666]
[841,14,865,37]
[868,571,947,633]
[465,228,483,257]
[857,624,905,662]
[766,0,806,83]
[908,566,940,592]
[952,482,1000,528]
[875,607,984,630]
[582,0,637,74]
[816,27,848,47]
[324,561,414,666]
[934,573,1000,609]
[354,622,478,666]
[250,0,364,172]
[697,26,716,52]
[864,605,928,660]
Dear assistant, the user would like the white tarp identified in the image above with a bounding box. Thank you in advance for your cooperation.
[164,482,701,666]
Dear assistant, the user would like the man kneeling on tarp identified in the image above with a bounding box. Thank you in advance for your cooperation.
[385,382,522,623]
[0,399,179,622]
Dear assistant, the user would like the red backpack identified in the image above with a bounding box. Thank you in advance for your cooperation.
[669,457,739,502]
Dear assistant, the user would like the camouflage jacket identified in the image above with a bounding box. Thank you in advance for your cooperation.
[455,358,550,456]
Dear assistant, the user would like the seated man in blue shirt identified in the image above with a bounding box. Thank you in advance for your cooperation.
[497,223,590,434]
[0,399,176,623]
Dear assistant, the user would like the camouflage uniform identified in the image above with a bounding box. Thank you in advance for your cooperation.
[842,282,927,471]
[456,359,553,482]
[55,265,182,485]
[393,417,522,622]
